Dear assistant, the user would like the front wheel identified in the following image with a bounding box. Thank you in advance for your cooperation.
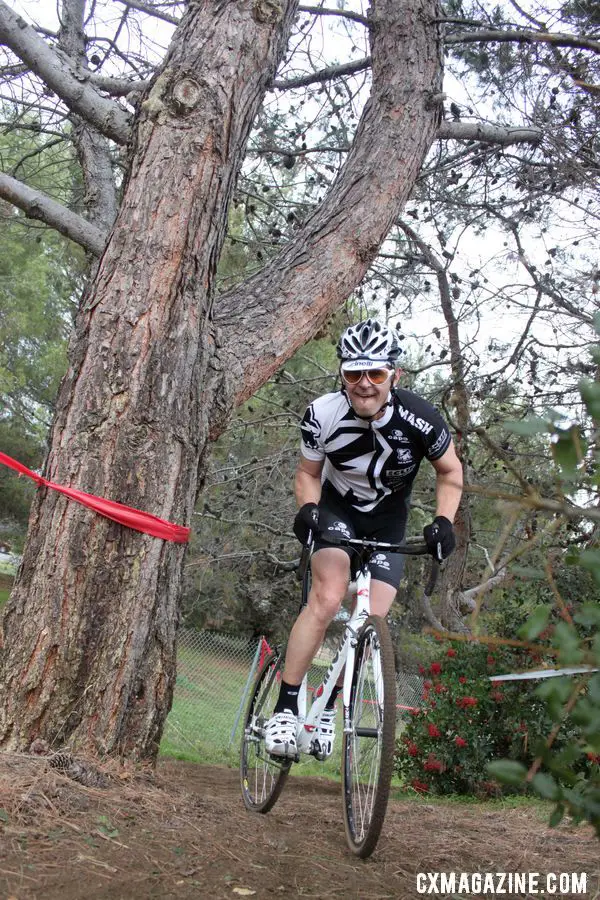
[342,615,396,858]
[240,650,291,813]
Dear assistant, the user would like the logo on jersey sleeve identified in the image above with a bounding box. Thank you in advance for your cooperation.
[300,404,321,450]
[429,428,449,456]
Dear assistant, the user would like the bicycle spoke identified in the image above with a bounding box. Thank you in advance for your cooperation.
[342,616,396,857]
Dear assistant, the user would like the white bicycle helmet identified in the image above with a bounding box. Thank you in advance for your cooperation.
[336,319,402,369]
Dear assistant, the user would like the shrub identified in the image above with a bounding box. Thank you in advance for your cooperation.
[394,640,585,797]
[487,599,600,836]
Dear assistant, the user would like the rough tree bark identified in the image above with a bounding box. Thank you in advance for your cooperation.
[0,0,443,759]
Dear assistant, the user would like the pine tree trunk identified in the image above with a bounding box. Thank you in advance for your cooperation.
[0,0,297,758]
[0,0,443,760]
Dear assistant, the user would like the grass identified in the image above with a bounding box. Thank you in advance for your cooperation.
[160,645,254,765]
[160,648,346,777]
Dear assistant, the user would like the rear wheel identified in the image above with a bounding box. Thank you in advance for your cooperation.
[342,615,396,857]
[240,650,292,813]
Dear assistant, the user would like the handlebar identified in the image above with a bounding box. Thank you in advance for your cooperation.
[297,531,440,597]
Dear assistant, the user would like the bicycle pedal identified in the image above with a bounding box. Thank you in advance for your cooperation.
[310,741,327,762]
[268,750,299,765]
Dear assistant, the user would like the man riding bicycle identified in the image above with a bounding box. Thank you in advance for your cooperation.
[265,319,464,758]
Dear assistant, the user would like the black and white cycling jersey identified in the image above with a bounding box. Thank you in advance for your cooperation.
[300,388,451,512]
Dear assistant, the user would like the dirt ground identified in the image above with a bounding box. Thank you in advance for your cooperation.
[1,754,598,900]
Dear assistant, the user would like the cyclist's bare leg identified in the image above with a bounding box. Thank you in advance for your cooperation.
[282,546,350,685]
[328,579,397,695]
[369,579,397,617]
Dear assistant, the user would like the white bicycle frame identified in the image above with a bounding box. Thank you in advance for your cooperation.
[295,563,378,755]
[285,533,432,759]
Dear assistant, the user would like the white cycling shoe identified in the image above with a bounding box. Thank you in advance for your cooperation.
[312,707,337,759]
[265,710,298,758]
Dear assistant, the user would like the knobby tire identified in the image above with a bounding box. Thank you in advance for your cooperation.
[342,615,396,858]
[240,650,291,814]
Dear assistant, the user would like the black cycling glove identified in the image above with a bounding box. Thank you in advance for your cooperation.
[423,515,456,561]
[293,502,319,545]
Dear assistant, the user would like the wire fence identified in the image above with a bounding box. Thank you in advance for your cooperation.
[162,628,424,763]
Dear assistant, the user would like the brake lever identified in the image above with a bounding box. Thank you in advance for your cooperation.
[296,529,314,581]
[424,558,442,597]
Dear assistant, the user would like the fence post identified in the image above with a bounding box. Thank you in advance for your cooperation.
[229,636,263,746]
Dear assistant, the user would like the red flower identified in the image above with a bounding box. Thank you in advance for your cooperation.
[408,742,420,757]
[586,752,600,765]
[459,676,467,684]
[491,689,504,702]
[447,649,457,657]
[411,779,429,793]
[423,680,432,689]
[457,696,477,709]
[434,683,447,694]
[430,662,442,675]
[455,736,467,748]
[428,723,441,738]
[423,754,444,772]
[487,655,495,666]
[419,665,426,675]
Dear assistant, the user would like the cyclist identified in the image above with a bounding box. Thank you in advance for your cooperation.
[265,319,463,758]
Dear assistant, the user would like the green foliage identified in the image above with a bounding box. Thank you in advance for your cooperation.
[0,418,41,527]
[488,606,600,837]
[0,119,86,534]
[0,212,83,428]
[482,360,600,838]
[394,640,590,799]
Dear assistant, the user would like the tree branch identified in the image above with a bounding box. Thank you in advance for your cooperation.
[438,121,542,146]
[0,0,131,145]
[467,481,600,523]
[218,0,443,409]
[447,27,600,55]
[88,74,151,97]
[113,0,180,26]
[272,26,600,94]
[461,567,509,603]
[0,172,107,255]
[421,593,447,632]
[271,56,371,89]
[58,0,119,234]
[506,217,594,325]
[298,5,370,26]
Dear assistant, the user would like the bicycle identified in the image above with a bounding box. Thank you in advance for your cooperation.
[240,531,437,858]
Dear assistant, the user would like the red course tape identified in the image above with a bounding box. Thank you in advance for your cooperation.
[0,451,190,543]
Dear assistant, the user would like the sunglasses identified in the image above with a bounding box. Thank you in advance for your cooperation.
[341,367,394,386]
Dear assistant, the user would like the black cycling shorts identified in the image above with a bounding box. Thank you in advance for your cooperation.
[314,481,408,589]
